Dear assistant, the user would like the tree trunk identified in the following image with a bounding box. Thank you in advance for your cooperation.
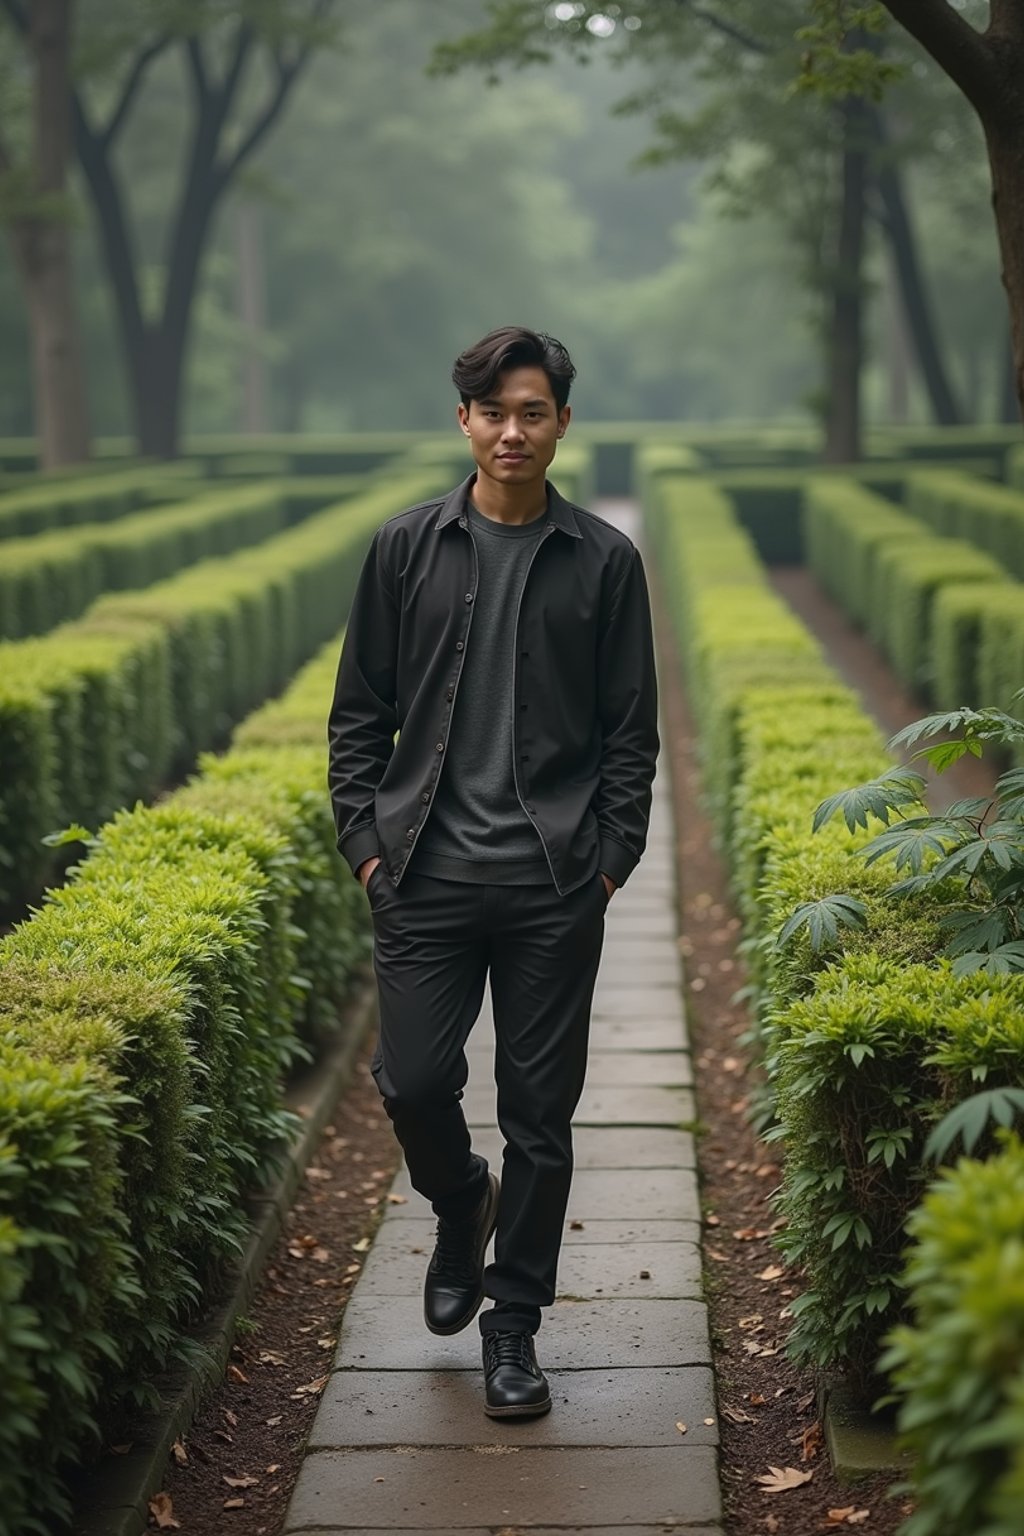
[985,122,1024,426]
[133,327,187,459]
[824,96,868,464]
[874,144,963,425]
[885,252,910,424]
[237,202,269,434]
[999,327,1018,422]
[7,0,91,467]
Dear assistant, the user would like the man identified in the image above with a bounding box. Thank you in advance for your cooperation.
[327,326,659,1418]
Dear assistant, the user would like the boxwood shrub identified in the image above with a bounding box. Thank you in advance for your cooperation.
[0,469,444,914]
[0,484,287,641]
[880,1135,1024,1536]
[906,469,1024,576]
[644,470,1024,1394]
[0,464,201,540]
[0,627,369,1532]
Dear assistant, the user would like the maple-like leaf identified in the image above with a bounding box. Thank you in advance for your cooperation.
[756,1465,814,1493]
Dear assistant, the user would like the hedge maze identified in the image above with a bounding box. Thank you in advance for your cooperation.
[1,427,1023,1533]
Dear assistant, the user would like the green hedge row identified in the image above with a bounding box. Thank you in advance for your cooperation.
[0,464,202,540]
[0,468,445,915]
[906,469,1024,578]
[704,460,998,567]
[0,484,289,641]
[881,1135,1024,1536]
[803,477,1006,697]
[643,464,1024,1395]
[0,629,368,1533]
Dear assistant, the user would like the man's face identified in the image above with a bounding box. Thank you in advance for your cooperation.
[458,365,570,488]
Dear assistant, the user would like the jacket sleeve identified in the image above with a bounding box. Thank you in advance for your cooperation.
[593,546,660,888]
[327,526,399,879]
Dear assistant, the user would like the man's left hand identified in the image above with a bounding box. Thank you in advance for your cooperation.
[601,872,616,902]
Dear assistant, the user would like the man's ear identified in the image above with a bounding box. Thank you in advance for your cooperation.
[556,404,571,439]
[457,402,471,437]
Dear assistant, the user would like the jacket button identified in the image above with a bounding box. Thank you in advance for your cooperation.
[435,741,444,752]
[465,592,473,603]
[458,517,467,527]
[446,687,454,701]
[421,791,430,803]
[406,828,415,840]
[456,640,464,651]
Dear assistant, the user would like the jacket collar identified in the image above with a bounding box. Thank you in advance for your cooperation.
[434,474,583,540]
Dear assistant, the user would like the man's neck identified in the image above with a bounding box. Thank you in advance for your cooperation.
[470,471,547,526]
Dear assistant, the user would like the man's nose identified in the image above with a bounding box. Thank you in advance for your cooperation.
[501,417,525,441]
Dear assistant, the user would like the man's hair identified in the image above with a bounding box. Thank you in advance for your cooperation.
[452,326,576,412]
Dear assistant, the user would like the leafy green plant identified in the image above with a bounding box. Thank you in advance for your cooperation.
[880,1134,1024,1536]
[782,705,1024,974]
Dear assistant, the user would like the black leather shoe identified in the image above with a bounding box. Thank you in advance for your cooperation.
[423,1171,500,1336]
[482,1330,552,1418]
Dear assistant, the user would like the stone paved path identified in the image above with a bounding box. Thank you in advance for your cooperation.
[283,503,722,1534]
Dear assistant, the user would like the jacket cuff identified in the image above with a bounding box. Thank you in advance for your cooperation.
[338,823,381,882]
[599,834,638,890]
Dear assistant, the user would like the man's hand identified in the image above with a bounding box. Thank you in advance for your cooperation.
[358,856,381,891]
[601,872,616,902]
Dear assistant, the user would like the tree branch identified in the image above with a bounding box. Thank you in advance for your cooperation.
[101,34,172,149]
[687,4,769,56]
[214,0,333,190]
[186,36,208,99]
[877,0,995,116]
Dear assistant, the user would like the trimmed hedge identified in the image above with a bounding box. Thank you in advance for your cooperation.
[906,469,1024,578]
[0,468,445,914]
[0,626,368,1533]
[0,464,201,541]
[880,1136,1024,1536]
[0,483,288,641]
[804,477,1008,700]
[644,468,1024,1394]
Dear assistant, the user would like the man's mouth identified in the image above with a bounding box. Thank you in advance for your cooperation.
[498,453,528,461]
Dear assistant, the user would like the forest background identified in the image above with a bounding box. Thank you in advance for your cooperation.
[0,0,1012,445]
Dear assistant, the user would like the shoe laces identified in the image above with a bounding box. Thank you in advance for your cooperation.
[483,1330,534,1373]
[430,1215,481,1286]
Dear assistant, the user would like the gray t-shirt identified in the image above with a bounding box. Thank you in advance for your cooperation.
[408,499,552,885]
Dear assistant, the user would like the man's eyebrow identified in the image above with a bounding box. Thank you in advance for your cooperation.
[478,396,551,408]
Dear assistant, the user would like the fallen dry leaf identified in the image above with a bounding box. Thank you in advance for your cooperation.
[569,1219,585,1230]
[222,1408,239,1428]
[223,1474,259,1489]
[758,1265,784,1281]
[170,1439,188,1467]
[755,1465,814,1493]
[227,1364,249,1385]
[386,1193,407,1204]
[675,1421,687,1434]
[353,1237,371,1252]
[292,1374,330,1398]
[722,1404,756,1424]
[828,1510,871,1527]
[764,1518,780,1533]
[148,1492,181,1530]
[265,1414,282,1427]
[749,1393,767,1406]
[222,1496,245,1509]
[108,1443,132,1455]
[800,1421,823,1461]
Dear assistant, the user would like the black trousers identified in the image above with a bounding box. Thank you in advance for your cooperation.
[367,867,608,1335]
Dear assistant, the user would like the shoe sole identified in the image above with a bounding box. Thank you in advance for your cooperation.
[484,1395,552,1419]
[424,1172,501,1337]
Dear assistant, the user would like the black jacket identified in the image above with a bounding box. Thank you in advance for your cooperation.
[327,475,659,896]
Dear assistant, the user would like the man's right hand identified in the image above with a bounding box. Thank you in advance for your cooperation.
[358,856,381,891]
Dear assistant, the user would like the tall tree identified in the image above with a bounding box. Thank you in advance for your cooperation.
[816,0,1024,422]
[1,0,339,457]
[0,0,91,465]
[435,0,970,452]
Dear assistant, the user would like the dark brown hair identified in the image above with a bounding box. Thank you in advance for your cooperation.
[452,326,576,412]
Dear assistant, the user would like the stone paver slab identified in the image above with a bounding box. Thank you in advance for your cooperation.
[587,1019,689,1052]
[289,1528,721,1535]
[388,1168,697,1223]
[359,1217,701,1269]
[335,1296,710,1371]
[285,1446,721,1531]
[456,1125,695,1170]
[584,1052,692,1088]
[573,1084,696,1127]
[311,1366,716,1447]
[556,1242,702,1300]
[592,988,687,1016]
